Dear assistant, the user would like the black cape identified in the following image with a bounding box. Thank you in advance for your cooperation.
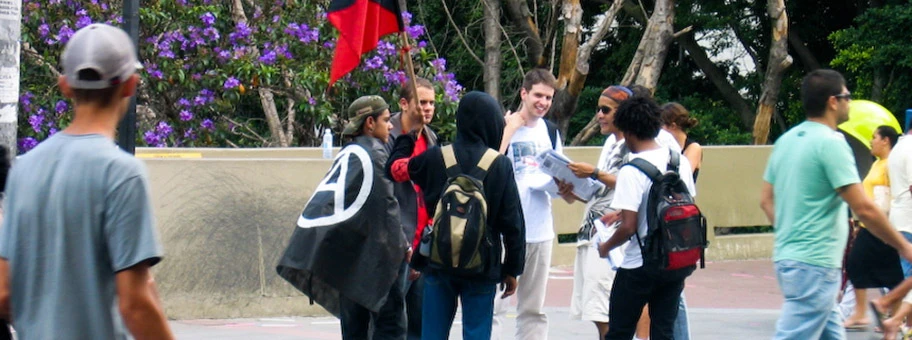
[277,136,406,317]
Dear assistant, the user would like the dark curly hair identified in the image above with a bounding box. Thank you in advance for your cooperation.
[0,144,9,193]
[614,96,662,140]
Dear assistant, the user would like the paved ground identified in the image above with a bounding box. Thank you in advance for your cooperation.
[169,259,888,339]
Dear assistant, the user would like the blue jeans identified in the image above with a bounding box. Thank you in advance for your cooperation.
[900,232,912,277]
[773,260,844,340]
[421,272,496,340]
[404,273,424,340]
[674,293,690,340]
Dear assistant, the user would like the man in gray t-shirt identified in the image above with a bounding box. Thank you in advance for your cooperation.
[0,24,173,340]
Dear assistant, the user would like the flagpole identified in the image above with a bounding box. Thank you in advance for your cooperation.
[398,31,421,131]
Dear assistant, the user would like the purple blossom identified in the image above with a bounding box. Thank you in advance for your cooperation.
[155,121,173,137]
[158,49,176,59]
[38,23,50,37]
[364,56,384,70]
[57,25,75,44]
[402,11,413,25]
[76,11,93,29]
[444,78,463,102]
[376,41,396,57]
[258,50,277,65]
[200,12,216,26]
[284,23,320,44]
[192,73,202,81]
[179,110,194,121]
[19,92,34,112]
[217,49,232,62]
[406,25,424,39]
[228,22,253,43]
[28,114,44,133]
[202,27,220,41]
[176,0,188,5]
[184,128,197,140]
[178,98,191,107]
[146,64,164,79]
[143,130,161,146]
[18,137,39,153]
[308,97,317,106]
[55,100,68,114]
[272,15,280,23]
[224,77,240,89]
[201,119,215,131]
[48,128,58,136]
[322,40,335,49]
[431,58,446,72]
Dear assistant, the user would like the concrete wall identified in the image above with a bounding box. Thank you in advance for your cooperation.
[141,146,774,319]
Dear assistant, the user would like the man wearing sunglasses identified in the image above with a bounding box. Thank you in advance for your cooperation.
[761,69,912,340]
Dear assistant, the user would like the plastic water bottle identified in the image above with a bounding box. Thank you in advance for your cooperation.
[322,128,333,159]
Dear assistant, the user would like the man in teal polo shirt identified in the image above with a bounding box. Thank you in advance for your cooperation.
[760,69,912,340]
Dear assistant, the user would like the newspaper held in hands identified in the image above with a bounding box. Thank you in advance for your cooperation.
[536,149,605,201]
[594,218,627,270]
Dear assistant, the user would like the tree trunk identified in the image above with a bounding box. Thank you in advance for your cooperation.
[633,0,675,92]
[231,0,289,147]
[752,0,792,145]
[550,0,582,130]
[561,0,626,146]
[0,4,21,155]
[676,33,756,129]
[504,0,546,67]
[871,67,886,103]
[483,0,502,100]
[787,33,819,71]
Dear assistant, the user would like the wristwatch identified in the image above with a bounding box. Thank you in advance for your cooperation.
[589,168,599,180]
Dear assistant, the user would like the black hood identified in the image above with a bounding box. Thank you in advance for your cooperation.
[454,91,504,150]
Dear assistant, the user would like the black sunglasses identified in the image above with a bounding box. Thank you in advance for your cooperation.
[598,106,613,114]
[833,92,852,101]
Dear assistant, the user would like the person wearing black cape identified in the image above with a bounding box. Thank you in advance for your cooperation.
[277,95,410,339]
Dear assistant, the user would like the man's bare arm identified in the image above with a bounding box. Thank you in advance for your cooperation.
[0,259,10,320]
[760,182,775,225]
[116,262,174,340]
[839,183,912,262]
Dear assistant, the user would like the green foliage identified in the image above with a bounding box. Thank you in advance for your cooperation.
[831,1,912,119]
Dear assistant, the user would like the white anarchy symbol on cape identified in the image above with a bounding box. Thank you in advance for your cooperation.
[296,146,374,228]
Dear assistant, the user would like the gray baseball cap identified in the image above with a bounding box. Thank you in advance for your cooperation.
[61,23,143,90]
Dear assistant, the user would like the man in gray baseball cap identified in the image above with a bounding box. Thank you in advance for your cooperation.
[0,23,174,340]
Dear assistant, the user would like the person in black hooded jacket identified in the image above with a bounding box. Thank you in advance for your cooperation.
[386,91,526,340]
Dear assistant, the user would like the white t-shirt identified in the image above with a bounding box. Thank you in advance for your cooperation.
[657,129,683,154]
[889,135,912,233]
[609,146,696,269]
[506,119,563,243]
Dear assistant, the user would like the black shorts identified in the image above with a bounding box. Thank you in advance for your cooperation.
[846,227,904,289]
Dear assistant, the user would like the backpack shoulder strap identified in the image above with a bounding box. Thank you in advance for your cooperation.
[545,120,558,150]
[469,149,499,181]
[624,157,662,182]
[667,149,680,173]
[441,145,462,178]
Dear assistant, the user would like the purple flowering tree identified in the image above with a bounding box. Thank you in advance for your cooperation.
[17,0,463,152]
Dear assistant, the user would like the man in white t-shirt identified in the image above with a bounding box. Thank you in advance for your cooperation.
[493,69,573,340]
[598,96,696,340]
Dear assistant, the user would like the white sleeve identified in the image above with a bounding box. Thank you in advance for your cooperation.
[657,130,682,154]
[610,166,649,212]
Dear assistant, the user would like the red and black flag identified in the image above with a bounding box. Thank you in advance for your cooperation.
[327,0,404,87]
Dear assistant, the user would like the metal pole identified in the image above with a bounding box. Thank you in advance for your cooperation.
[119,0,139,154]
[0,0,21,156]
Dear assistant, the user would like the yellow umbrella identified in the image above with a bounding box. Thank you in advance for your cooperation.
[838,100,902,149]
